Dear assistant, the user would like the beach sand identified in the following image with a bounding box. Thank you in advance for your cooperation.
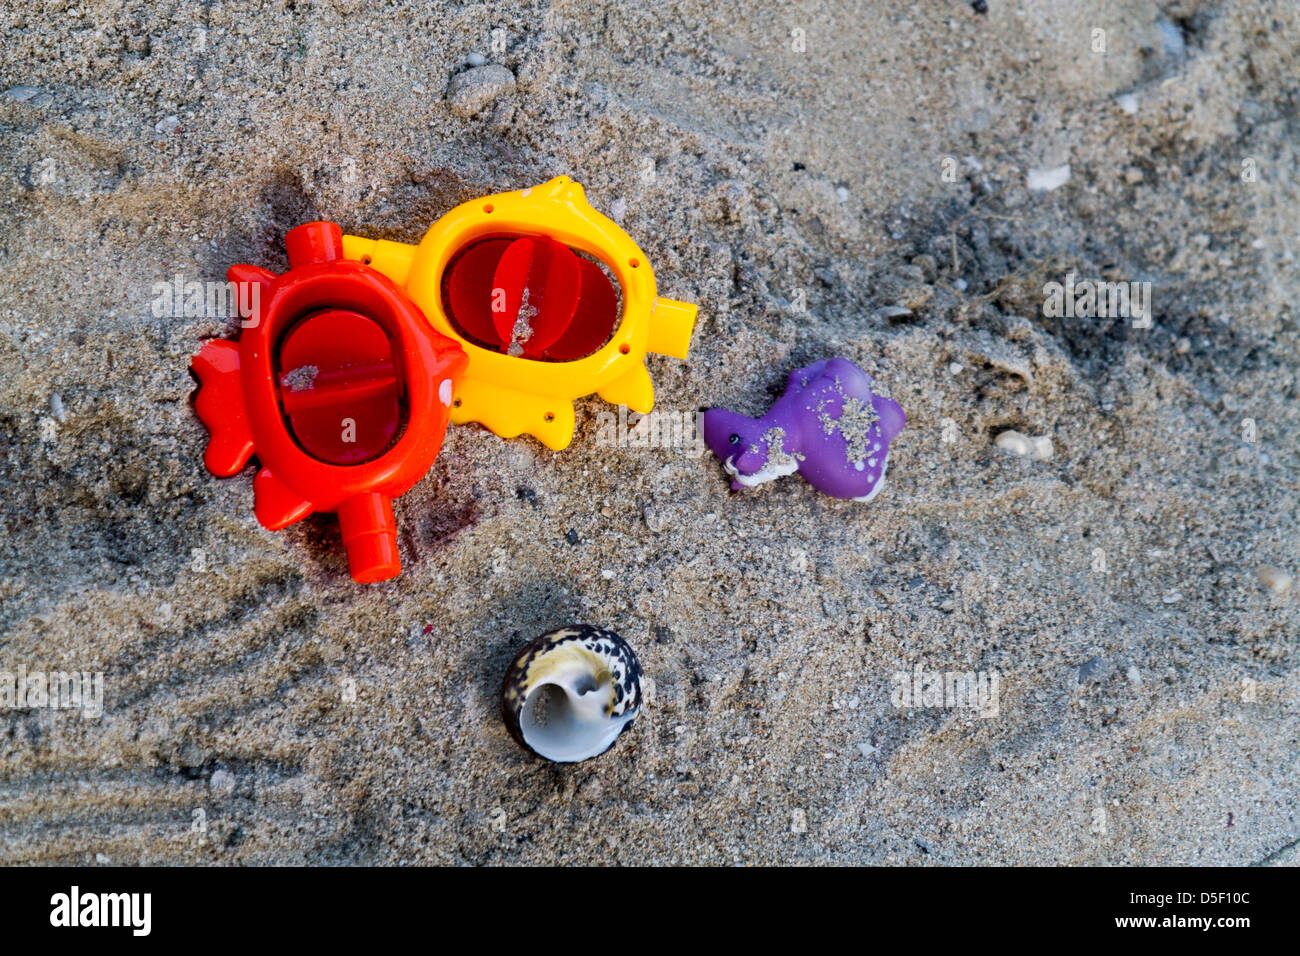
[0,0,1296,864]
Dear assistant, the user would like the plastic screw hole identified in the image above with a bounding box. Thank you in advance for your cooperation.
[629,258,640,268]
[619,343,630,355]
[453,398,463,408]
[484,203,494,213]
[543,412,555,422]
[361,255,372,265]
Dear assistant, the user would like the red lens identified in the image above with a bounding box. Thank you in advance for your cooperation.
[275,308,404,465]
[442,236,620,360]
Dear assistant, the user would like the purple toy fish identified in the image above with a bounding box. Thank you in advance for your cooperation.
[702,357,905,501]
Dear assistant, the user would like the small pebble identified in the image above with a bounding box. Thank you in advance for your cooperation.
[49,393,66,422]
[154,115,180,135]
[209,769,236,794]
[1078,657,1106,683]
[948,362,964,374]
[1162,592,1182,604]
[3,85,40,103]
[1126,665,1142,686]
[1157,18,1186,58]
[994,432,1032,456]
[446,65,515,117]
[1115,92,1139,114]
[1027,163,1071,192]
[790,808,808,834]
[466,51,487,67]
[835,186,850,202]
[994,430,1052,461]
[1257,566,1292,595]
[902,285,933,310]
[642,503,664,532]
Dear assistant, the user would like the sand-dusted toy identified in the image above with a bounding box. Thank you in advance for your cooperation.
[190,222,467,583]
[500,625,643,763]
[341,176,698,450]
[702,357,906,501]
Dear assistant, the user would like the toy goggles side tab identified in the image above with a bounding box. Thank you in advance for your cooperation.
[647,297,697,360]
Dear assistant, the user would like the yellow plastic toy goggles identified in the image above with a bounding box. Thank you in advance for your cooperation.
[342,176,698,450]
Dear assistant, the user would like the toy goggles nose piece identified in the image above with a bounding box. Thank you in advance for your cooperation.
[285,220,346,268]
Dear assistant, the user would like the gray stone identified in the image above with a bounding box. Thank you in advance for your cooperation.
[446,65,515,117]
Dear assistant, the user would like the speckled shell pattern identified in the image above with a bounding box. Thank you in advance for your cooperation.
[500,625,643,758]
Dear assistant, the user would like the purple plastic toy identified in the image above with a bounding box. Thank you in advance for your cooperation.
[702,357,906,501]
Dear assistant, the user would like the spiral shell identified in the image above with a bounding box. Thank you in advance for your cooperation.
[500,625,643,763]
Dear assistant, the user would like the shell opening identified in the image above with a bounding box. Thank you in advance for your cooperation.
[519,675,634,763]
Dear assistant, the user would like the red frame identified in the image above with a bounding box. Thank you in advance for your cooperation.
[192,222,467,583]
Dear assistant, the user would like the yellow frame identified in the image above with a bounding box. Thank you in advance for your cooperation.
[342,176,697,450]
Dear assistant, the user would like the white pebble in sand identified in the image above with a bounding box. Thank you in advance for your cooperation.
[995,430,1053,461]
[1027,163,1071,192]
[1257,566,1293,595]
[446,65,515,117]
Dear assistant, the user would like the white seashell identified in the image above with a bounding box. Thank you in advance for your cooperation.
[500,625,642,763]
[995,430,1053,461]
[994,430,1034,457]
